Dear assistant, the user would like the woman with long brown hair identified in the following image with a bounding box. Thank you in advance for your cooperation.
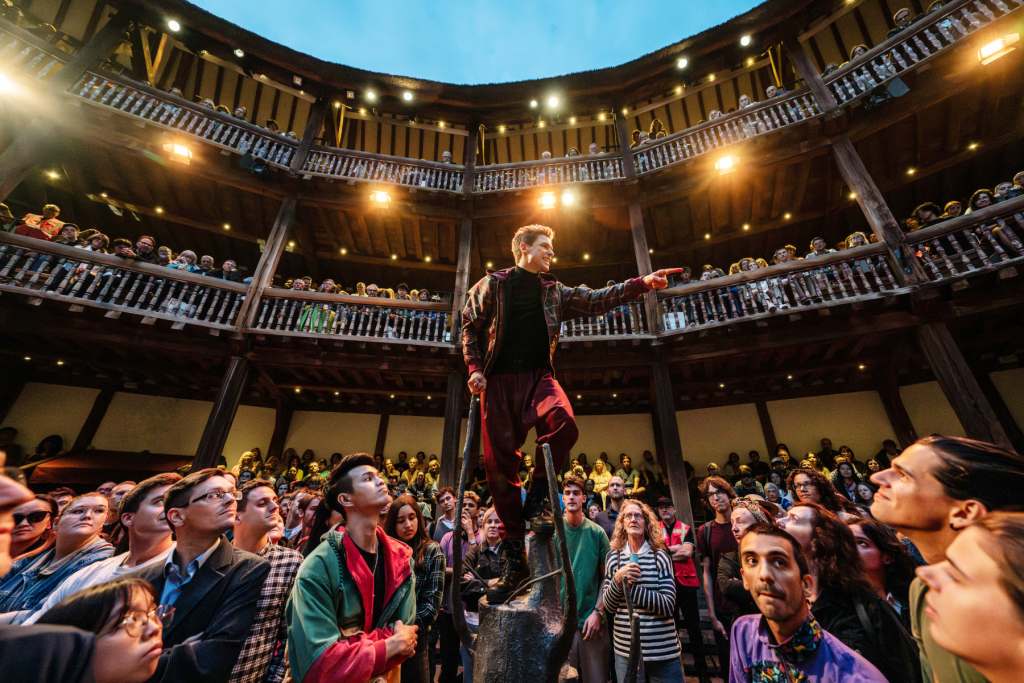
[602,499,681,683]
[384,494,445,683]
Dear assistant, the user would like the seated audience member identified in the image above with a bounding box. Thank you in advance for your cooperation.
[0,492,113,615]
[14,203,63,240]
[35,577,165,683]
[210,259,244,282]
[229,479,302,683]
[782,502,920,682]
[912,202,943,227]
[870,435,1024,683]
[846,517,917,621]
[734,465,764,498]
[167,250,200,273]
[385,494,445,683]
[198,255,216,275]
[940,200,963,220]
[994,180,1019,202]
[286,454,418,683]
[915,512,1024,683]
[111,238,137,259]
[156,245,174,266]
[137,468,270,683]
[52,223,80,245]
[787,467,844,513]
[730,524,887,682]
[887,7,915,38]
[24,474,179,624]
[602,499,680,682]
[10,493,57,561]
[806,236,836,259]
[49,487,76,514]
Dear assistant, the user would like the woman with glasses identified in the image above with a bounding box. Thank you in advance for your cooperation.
[602,499,681,683]
[786,467,845,513]
[10,494,57,560]
[37,577,167,683]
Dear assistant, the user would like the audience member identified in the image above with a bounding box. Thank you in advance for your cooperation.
[9,493,57,561]
[595,475,625,537]
[698,475,739,677]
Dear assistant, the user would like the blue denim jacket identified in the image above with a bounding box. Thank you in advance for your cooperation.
[0,536,114,613]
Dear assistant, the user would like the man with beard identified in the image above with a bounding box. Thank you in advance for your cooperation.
[462,223,678,602]
[594,475,626,538]
[133,235,159,264]
[730,524,886,681]
[138,469,269,682]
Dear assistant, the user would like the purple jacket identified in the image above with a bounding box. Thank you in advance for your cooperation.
[729,614,888,683]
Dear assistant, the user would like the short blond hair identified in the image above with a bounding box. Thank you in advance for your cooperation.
[511,224,554,261]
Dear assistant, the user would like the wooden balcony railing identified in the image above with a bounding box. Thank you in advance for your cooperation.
[73,71,299,168]
[904,195,1024,283]
[0,232,248,330]
[473,155,626,192]
[560,301,650,340]
[0,20,70,82]
[632,91,823,175]
[301,147,464,192]
[824,0,1020,106]
[657,244,904,333]
[249,289,452,346]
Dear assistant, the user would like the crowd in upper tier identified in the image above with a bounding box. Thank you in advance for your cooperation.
[275,275,444,302]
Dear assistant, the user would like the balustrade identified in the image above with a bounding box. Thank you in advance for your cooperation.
[824,0,1021,106]
[0,21,69,82]
[302,148,464,192]
[0,233,247,329]
[559,301,648,340]
[658,244,902,333]
[474,155,625,192]
[250,290,452,345]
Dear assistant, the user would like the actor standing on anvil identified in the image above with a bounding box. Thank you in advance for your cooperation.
[461,223,680,603]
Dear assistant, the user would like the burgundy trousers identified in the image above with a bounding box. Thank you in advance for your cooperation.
[481,369,579,539]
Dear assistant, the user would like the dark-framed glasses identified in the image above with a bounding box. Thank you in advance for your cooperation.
[188,488,242,505]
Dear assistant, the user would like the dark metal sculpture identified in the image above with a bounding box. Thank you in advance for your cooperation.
[450,396,578,682]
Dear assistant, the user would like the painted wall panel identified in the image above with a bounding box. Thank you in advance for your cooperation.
[93,393,212,455]
[285,411,379,457]
[677,404,767,469]
[223,405,276,466]
[900,381,966,438]
[767,391,895,461]
[3,383,99,455]
[991,368,1024,430]
[385,416,445,461]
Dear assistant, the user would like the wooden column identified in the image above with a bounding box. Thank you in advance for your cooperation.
[0,12,131,202]
[289,99,328,175]
[374,413,390,458]
[755,400,778,454]
[916,322,1011,448]
[440,370,467,489]
[0,368,27,425]
[236,197,297,328]
[613,112,638,178]
[877,380,918,448]
[627,202,660,333]
[266,401,293,462]
[194,356,250,469]
[970,366,1024,452]
[71,387,115,454]
[783,36,838,112]
[650,358,697,533]
[451,126,479,338]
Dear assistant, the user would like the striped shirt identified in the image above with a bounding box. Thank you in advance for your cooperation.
[602,542,680,662]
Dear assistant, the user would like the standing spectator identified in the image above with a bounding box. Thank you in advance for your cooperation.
[831,458,862,501]
[602,499,681,682]
[816,438,839,470]
[385,494,445,683]
[24,474,179,624]
[133,235,158,264]
[729,525,887,682]
[431,487,458,542]
[846,517,917,621]
[787,468,844,513]
[697,476,739,677]
[49,487,76,514]
[458,507,505,682]
[595,475,626,537]
[9,494,57,561]
[0,492,114,615]
[870,435,1024,683]
[437,491,481,682]
[230,480,302,683]
[656,496,709,683]
[733,466,764,497]
[747,451,770,481]
[138,469,269,682]
[561,476,611,683]
[286,453,417,683]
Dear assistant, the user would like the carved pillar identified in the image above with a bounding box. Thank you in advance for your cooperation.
[194,356,250,469]
[236,198,297,328]
[783,36,838,112]
[440,371,467,489]
[451,126,479,339]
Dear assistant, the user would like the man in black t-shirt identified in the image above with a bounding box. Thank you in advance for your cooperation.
[696,475,738,679]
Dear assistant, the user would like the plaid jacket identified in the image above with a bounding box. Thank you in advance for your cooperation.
[228,543,303,683]
[414,541,446,629]
[461,267,650,376]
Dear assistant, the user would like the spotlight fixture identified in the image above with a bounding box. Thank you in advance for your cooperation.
[438,120,445,129]
[746,56,756,67]
[389,393,396,399]
[424,255,432,263]
[787,374,794,380]
[23,356,31,361]
[858,363,867,370]
[848,191,858,200]
[676,56,689,69]
[340,247,348,255]
[538,119,546,128]
[390,253,398,260]
[287,240,296,248]
[163,142,193,164]
[783,212,792,220]
[648,248,654,254]
[222,222,231,231]
[155,206,164,215]
[978,33,1019,65]
[967,142,979,151]
[370,190,391,205]
[742,223,750,231]
[44,169,60,180]
[56,359,64,366]
[582,252,590,261]
[906,167,916,176]
[333,100,342,109]
[740,34,752,47]
[674,85,683,95]
[612,393,618,398]
[100,192,108,198]
[576,394,582,400]
[166,19,181,32]
[529,99,538,109]
[539,191,557,209]
[705,233,711,240]
[560,189,576,206]
[233,48,245,58]
[334,391,340,396]
[498,124,507,134]
[621,107,629,115]
[546,94,560,109]
[597,112,607,122]
[365,89,377,102]
[358,107,367,115]
[486,261,494,268]
[714,155,736,174]
[427,395,432,400]
[294,386,302,394]
[568,115,577,125]
[718,382,725,389]
[708,73,716,82]
[0,73,12,93]
[552,256,558,263]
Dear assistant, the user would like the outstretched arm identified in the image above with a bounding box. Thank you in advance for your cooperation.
[559,268,683,320]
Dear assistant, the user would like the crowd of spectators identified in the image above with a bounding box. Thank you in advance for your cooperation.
[902,171,1024,232]
[274,275,444,302]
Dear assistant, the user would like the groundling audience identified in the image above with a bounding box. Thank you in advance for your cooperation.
[0,433,1022,682]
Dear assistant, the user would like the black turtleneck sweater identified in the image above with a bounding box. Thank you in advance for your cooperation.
[490,267,550,374]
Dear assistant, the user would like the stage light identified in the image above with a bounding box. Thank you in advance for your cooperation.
[648,248,654,254]
[100,192,108,198]
[546,94,560,109]
[568,115,577,124]
[597,112,606,122]
[848,192,857,200]
[365,89,377,102]
[167,143,193,162]
[784,212,792,220]
[340,247,348,255]
[538,119,546,128]
[529,99,538,109]
[708,73,716,82]
[539,191,557,209]
[714,155,736,174]
[746,57,756,67]
[427,395,432,400]
[676,56,689,69]
[704,233,711,240]
[333,100,341,109]
[787,374,794,380]
[155,206,164,214]
[56,359,64,366]
[906,167,916,176]
[486,261,494,268]
[582,252,590,261]
[23,356,31,362]
[424,255,432,262]
[438,120,445,128]
[978,34,1019,65]
[612,393,618,398]
[287,240,295,248]
[718,382,725,389]
[167,19,181,32]
[390,253,398,260]
[0,73,12,94]
[498,124,507,134]
[334,391,340,396]
[402,90,414,102]
[968,142,979,151]
[742,223,750,231]
[858,363,867,370]
[576,394,582,400]
[561,189,576,206]
[294,386,302,394]
[44,169,60,180]
[389,393,396,399]
[370,190,391,205]
[740,34,752,47]
[674,85,683,95]
[233,48,245,58]
[621,107,629,115]
[552,256,558,263]
[358,107,366,115]
[223,222,231,231]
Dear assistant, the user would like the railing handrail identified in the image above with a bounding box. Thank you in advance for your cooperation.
[82,69,301,153]
[0,232,249,292]
[0,17,72,64]
[658,242,889,299]
[305,143,465,171]
[259,287,448,310]
[476,152,624,172]
[902,195,1024,243]
[822,0,977,84]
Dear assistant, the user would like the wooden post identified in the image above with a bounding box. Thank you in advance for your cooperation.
[194,356,250,469]
[830,137,925,284]
[289,99,328,175]
[877,380,919,448]
[627,202,660,333]
[267,401,293,462]
[450,126,479,340]
[916,322,1011,448]
[650,358,697,534]
[755,400,778,454]
[970,366,1024,452]
[440,370,467,489]
[0,369,27,425]
[613,112,638,178]
[783,36,838,112]
[374,413,390,458]
[236,197,297,328]
[0,12,131,202]
[71,387,115,454]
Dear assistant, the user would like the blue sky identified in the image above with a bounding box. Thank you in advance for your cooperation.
[191,1,761,84]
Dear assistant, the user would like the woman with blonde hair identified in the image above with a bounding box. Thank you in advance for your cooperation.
[602,499,681,682]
